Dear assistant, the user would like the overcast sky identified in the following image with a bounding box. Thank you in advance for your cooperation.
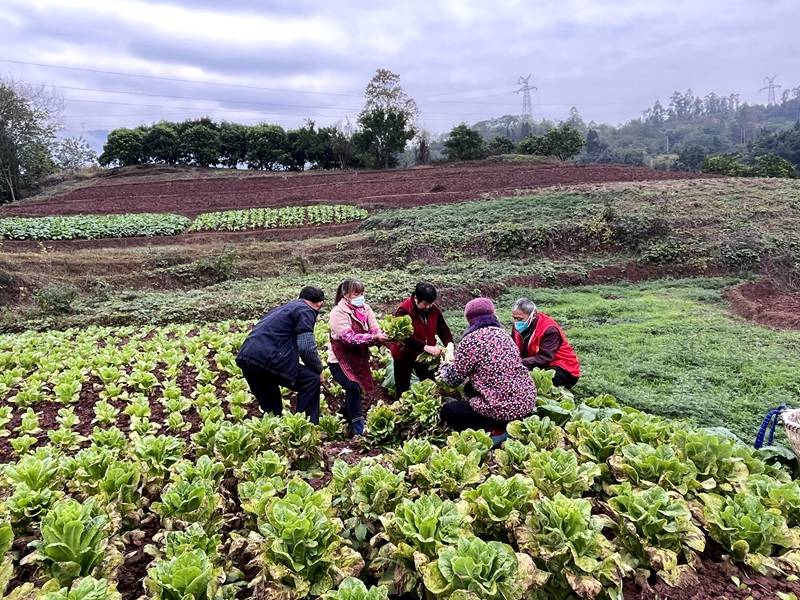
[1,0,797,148]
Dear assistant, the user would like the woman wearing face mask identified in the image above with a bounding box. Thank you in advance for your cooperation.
[511,297,581,389]
[390,282,454,399]
[328,278,390,436]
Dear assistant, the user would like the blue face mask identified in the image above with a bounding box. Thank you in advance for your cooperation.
[351,295,366,307]
[514,320,529,333]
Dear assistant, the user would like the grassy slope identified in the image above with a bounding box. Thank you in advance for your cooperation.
[444,278,800,441]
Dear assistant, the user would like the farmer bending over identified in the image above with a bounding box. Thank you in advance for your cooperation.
[236,286,325,423]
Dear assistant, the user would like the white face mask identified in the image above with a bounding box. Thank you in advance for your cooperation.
[350,295,366,307]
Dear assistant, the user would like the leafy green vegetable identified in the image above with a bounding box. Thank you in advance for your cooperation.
[145,549,220,600]
[421,536,539,600]
[409,447,484,495]
[378,315,413,341]
[446,428,493,461]
[462,474,537,539]
[524,448,600,498]
[389,438,434,471]
[506,415,563,449]
[365,406,401,447]
[28,498,109,587]
[517,494,632,599]
[607,483,705,586]
[322,577,388,600]
[700,491,800,574]
[43,577,122,600]
[608,443,697,495]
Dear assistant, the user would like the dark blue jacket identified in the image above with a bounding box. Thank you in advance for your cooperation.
[236,299,318,384]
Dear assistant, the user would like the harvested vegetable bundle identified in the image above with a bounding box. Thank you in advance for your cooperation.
[379,315,413,341]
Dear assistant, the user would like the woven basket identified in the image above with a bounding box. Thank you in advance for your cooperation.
[781,409,800,456]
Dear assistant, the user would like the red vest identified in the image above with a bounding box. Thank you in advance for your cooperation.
[512,313,581,377]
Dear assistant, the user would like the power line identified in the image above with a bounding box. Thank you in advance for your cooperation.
[0,57,364,98]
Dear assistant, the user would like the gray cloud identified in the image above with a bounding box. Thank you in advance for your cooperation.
[1,0,797,145]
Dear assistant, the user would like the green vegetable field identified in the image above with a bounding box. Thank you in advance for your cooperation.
[1,171,799,599]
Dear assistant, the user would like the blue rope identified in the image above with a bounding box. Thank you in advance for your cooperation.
[755,405,786,449]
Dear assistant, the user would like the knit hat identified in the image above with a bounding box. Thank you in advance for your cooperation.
[464,297,496,323]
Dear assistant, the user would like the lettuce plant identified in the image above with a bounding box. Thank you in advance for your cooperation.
[524,448,600,498]
[145,549,220,600]
[258,490,362,597]
[389,438,434,471]
[42,577,122,600]
[409,448,483,495]
[5,454,60,491]
[617,412,674,445]
[275,413,324,475]
[565,419,630,464]
[507,415,563,449]
[213,422,259,468]
[606,483,705,586]
[493,439,535,477]
[446,429,493,461]
[421,536,539,600]
[322,577,388,600]
[608,443,697,496]
[462,474,537,539]
[319,414,348,441]
[370,493,469,595]
[517,494,632,599]
[342,463,407,546]
[133,435,185,482]
[700,491,800,575]
[398,380,442,435]
[163,524,221,560]
[365,406,401,448]
[173,456,226,486]
[151,480,221,532]
[671,429,750,492]
[28,498,109,587]
[746,476,800,527]
[238,450,289,482]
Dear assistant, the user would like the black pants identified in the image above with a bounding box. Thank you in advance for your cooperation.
[441,399,508,432]
[551,366,579,390]
[329,363,363,423]
[237,360,320,424]
[394,359,435,399]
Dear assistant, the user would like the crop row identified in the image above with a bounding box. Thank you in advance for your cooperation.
[1,323,799,599]
[0,205,368,240]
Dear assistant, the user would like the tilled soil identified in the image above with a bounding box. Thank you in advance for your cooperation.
[0,163,704,219]
[726,280,800,330]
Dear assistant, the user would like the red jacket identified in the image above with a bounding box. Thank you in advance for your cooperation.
[390,297,454,363]
[512,312,580,377]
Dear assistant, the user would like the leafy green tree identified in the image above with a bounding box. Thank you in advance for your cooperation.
[286,121,336,171]
[218,122,249,169]
[543,123,585,160]
[675,144,707,170]
[444,124,486,160]
[357,69,417,169]
[753,153,796,178]
[487,136,515,156]
[53,137,97,170]
[0,80,59,203]
[143,123,180,165]
[518,134,547,156]
[99,128,146,167]
[356,108,415,169]
[750,123,800,169]
[246,124,291,170]
[180,124,220,168]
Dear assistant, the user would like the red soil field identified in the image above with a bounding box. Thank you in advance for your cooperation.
[726,280,800,330]
[0,162,705,218]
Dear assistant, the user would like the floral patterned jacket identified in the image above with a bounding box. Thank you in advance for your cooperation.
[439,325,537,421]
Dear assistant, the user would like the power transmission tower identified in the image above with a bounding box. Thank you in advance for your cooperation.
[515,74,537,121]
[760,76,782,105]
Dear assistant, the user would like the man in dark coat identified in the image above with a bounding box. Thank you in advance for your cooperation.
[236,286,325,423]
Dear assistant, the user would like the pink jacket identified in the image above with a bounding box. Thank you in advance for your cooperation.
[327,299,380,365]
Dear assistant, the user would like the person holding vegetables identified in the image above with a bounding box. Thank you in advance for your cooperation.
[328,278,390,436]
[438,298,537,432]
[511,297,581,389]
[390,282,454,399]
[236,286,326,423]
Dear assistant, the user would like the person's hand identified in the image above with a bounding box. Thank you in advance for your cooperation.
[319,372,326,383]
[375,332,390,344]
[424,345,443,356]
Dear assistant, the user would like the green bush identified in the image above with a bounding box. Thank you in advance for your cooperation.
[753,154,796,178]
[35,284,79,314]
